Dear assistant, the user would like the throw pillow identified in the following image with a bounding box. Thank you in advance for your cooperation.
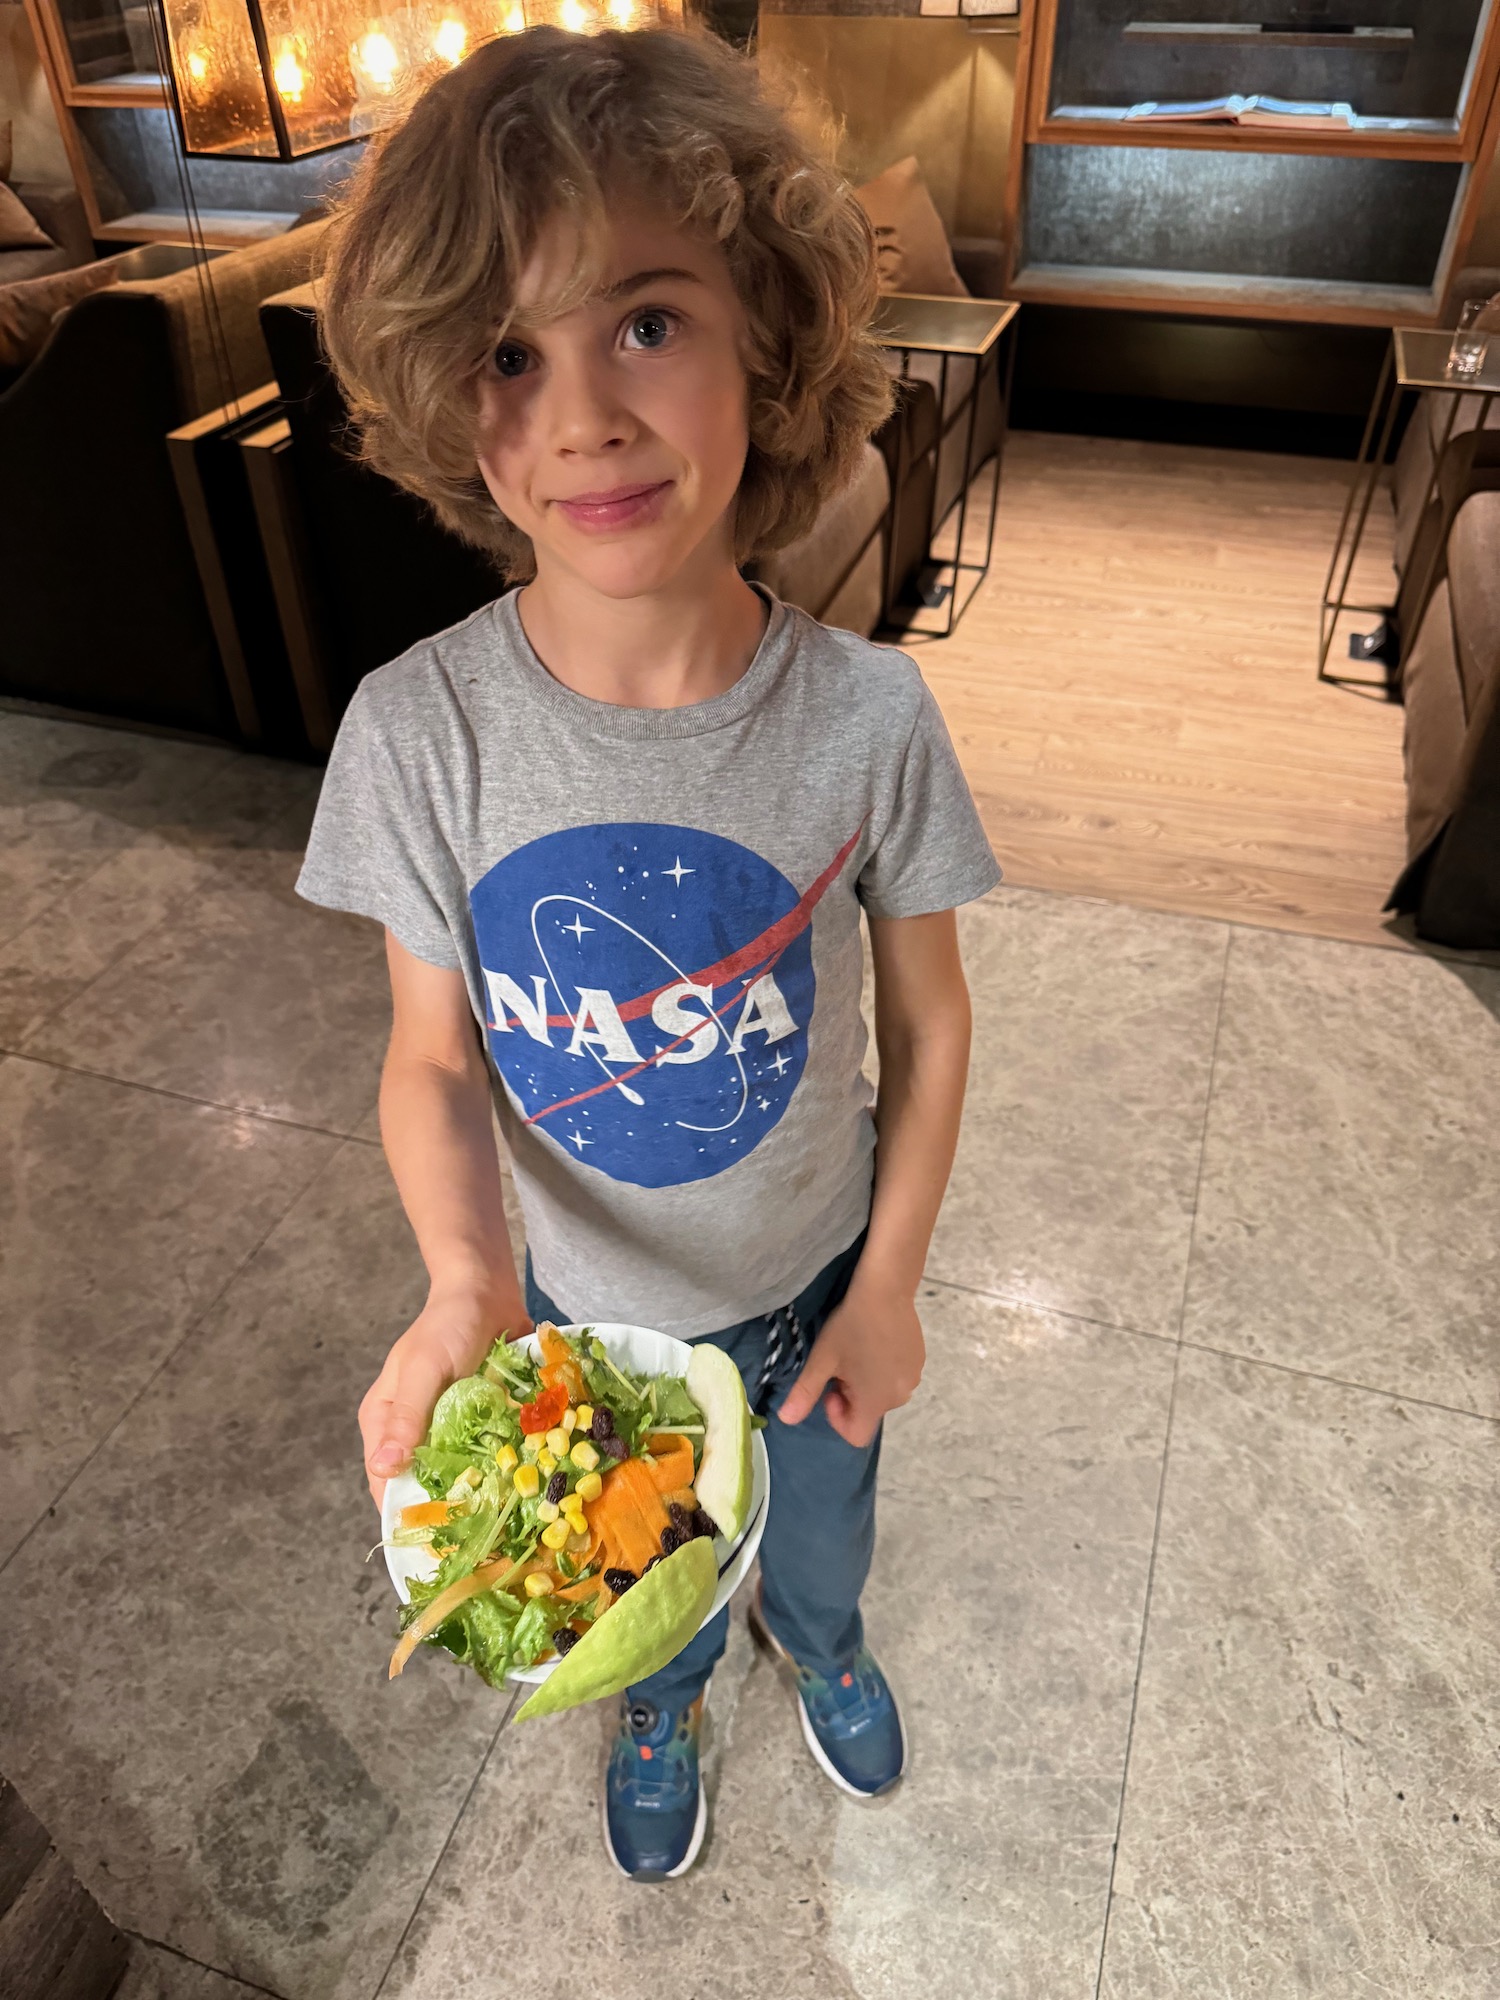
[0,257,123,372]
[854,156,969,298]
[0,181,54,253]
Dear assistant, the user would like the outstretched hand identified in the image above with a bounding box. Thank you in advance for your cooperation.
[776,1280,925,1449]
[359,1287,532,1509]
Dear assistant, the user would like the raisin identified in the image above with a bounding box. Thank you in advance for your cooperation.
[544,1470,567,1505]
[603,1566,637,1595]
[591,1405,616,1441]
[642,1554,664,1573]
[660,1525,685,1555]
[553,1626,580,1656]
[667,1501,694,1534]
[600,1434,628,1462]
[693,1509,720,1541]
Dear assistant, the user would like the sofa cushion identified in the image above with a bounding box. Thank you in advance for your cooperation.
[0,256,123,372]
[1399,578,1467,855]
[1446,489,1500,725]
[855,158,969,299]
[751,441,889,625]
[0,182,52,253]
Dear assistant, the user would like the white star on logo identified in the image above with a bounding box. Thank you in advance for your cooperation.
[665,856,695,887]
[567,1127,592,1151]
[561,914,593,941]
[769,1048,791,1077]
[757,1095,771,1111]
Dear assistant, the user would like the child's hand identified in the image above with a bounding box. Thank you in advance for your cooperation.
[359,1286,531,1509]
[776,1279,925,1448]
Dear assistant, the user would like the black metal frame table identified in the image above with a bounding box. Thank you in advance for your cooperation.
[873,293,1020,639]
[1319,326,1500,688]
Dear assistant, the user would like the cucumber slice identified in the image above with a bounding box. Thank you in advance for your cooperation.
[686,1341,753,1544]
[514,1538,716,1722]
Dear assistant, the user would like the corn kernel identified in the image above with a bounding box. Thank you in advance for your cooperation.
[560,1406,577,1435]
[545,1427,569,1457]
[536,1448,557,1477]
[496,1443,519,1474]
[524,1570,554,1597]
[568,1528,591,1551]
[575,1470,603,1502]
[575,1404,594,1431]
[521,1435,540,1461]
[512,1461,540,1497]
[563,1504,587,1533]
[540,1519,571,1550]
[570,1439,600,1473]
[537,1499,560,1523]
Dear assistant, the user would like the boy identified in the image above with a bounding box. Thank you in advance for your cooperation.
[297,24,1000,1882]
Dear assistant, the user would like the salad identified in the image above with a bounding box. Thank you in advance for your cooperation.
[386,1322,753,1718]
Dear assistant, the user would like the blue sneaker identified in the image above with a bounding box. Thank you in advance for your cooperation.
[603,1691,708,1881]
[749,1590,907,1798]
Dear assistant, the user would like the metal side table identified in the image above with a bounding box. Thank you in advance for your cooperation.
[1320,327,1500,687]
[874,293,1019,638]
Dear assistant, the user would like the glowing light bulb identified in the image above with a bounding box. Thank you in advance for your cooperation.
[559,0,586,27]
[353,28,400,86]
[607,0,632,21]
[503,4,524,27]
[185,44,210,81]
[272,41,306,101]
[432,15,466,60]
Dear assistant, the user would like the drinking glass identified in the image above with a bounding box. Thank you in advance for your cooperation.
[1448,299,1491,380]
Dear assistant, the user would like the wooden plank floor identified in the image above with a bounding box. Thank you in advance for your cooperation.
[905,431,1414,950]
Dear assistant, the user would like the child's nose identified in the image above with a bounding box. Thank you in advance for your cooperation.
[546,349,634,456]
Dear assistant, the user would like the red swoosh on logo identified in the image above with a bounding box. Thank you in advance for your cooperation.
[510,818,867,1128]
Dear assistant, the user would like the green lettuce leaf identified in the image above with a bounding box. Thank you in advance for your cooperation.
[427,1377,515,1459]
[410,1445,473,1500]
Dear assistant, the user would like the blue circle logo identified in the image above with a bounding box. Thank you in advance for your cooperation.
[469,823,817,1188]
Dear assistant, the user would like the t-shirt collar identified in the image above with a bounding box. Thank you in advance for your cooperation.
[491,583,795,741]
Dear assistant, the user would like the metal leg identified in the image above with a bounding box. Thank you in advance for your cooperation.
[1399,390,1493,668]
[1319,338,1400,681]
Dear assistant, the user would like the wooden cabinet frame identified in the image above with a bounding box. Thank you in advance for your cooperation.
[1002,0,1500,324]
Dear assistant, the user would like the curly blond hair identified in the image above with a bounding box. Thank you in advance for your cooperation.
[317,24,893,578]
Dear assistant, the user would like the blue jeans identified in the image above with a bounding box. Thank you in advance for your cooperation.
[524,1232,880,1712]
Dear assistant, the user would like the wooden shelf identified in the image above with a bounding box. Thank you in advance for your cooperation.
[1029,116,1468,161]
[96,209,302,247]
[63,70,168,108]
[1009,260,1438,326]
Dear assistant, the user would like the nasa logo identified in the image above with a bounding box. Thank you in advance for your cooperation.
[470,821,856,1189]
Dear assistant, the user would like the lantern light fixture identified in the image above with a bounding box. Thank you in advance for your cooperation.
[156,0,681,161]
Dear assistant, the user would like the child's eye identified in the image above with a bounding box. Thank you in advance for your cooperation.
[624,309,676,351]
[492,339,532,379]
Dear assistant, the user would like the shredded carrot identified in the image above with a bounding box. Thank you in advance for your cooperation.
[398,1499,453,1531]
[389,1557,514,1680]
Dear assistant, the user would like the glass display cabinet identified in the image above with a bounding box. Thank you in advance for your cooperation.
[1003,1,1500,322]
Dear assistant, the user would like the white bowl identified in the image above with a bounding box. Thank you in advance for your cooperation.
[381,1322,771,1685]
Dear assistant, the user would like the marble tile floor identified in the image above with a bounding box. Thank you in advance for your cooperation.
[0,710,1495,2000]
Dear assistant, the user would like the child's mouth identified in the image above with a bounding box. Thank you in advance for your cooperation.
[553,481,672,532]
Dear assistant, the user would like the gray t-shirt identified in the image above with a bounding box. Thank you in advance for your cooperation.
[297,586,1000,1337]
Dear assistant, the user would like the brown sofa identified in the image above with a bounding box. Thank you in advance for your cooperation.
[1390,265,1500,656]
[1386,489,1500,948]
[0,182,93,283]
[0,221,326,734]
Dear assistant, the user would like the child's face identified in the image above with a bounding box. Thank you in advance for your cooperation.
[474,198,752,600]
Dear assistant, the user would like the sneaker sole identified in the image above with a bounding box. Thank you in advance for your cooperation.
[749,1601,907,1800]
[601,1677,712,1884]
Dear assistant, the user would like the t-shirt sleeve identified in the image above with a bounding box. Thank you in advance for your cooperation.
[295,678,466,969]
[857,678,1002,920]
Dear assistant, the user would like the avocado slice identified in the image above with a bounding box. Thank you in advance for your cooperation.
[687,1341,753,1544]
[514,1537,717,1722]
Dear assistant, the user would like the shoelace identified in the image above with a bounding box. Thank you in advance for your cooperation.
[755,1301,809,1403]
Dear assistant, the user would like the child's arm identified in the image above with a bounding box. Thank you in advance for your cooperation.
[777,909,971,1447]
[357,932,530,1505]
